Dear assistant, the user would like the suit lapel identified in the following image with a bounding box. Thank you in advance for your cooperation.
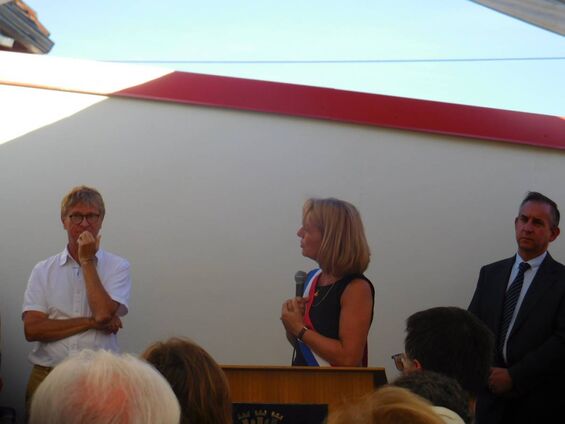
[511,253,557,336]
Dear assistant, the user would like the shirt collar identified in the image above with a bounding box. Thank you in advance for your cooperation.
[58,247,103,266]
[515,251,547,269]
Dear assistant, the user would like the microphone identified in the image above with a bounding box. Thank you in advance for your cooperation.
[295,270,307,297]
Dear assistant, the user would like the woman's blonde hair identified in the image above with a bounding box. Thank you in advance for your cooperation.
[327,386,445,424]
[303,198,370,276]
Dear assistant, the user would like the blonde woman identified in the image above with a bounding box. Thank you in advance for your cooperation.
[281,198,374,367]
[327,386,445,424]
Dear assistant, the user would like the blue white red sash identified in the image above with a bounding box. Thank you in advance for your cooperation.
[298,269,370,367]
[297,269,331,366]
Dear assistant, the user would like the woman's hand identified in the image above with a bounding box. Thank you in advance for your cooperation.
[281,297,307,337]
[296,296,308,315]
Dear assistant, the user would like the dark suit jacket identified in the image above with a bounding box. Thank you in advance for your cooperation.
[469,253,565,424]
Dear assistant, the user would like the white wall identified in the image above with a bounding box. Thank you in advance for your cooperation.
[1,87,564,420]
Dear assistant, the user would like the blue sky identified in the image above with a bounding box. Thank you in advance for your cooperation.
[27,0,565,115]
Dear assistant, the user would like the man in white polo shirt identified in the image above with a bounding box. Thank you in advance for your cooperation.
[22,186,131,413]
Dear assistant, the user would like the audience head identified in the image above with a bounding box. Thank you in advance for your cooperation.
[29,349,180,424]
[393,370,471,424]
[61,185,105,220]
[402,306,494,395]
[301,197,370,276]
[142,337,232,424]
[327,386,444,424]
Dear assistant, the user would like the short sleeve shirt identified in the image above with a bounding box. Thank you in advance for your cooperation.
[22,248,131,367]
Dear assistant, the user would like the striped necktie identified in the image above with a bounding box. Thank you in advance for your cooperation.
[498,261,531,353]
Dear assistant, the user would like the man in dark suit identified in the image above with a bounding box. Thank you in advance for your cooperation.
[469,191,565,424]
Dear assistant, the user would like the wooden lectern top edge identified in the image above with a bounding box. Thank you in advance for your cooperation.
[220,364,386,373]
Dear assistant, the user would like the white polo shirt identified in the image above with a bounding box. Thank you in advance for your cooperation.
[22,247,131,367]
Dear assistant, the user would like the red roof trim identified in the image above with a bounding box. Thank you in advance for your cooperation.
[113,71,565,150]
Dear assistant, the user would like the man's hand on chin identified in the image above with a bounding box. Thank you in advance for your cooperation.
[78,231,100,264]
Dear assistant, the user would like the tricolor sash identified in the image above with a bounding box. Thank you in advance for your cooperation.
[297,269,331,366]
[298,269,370,367]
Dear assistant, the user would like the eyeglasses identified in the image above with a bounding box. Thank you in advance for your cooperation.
[68,213,100,225]
[391,352,409,371]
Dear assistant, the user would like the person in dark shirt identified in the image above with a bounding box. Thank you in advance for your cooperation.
[281,197,374,367]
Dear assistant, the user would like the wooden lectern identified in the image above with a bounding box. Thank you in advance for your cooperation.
[222,365,387,413]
